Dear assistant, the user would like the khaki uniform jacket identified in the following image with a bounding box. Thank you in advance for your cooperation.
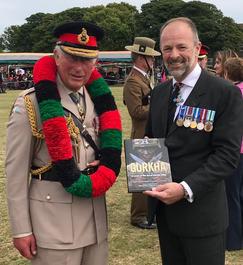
[5,77,107,249]
[123,68,151,139]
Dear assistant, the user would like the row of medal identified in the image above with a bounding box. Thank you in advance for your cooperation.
[176,105,216,132]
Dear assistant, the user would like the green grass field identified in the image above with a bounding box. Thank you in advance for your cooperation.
[0,88,243,265]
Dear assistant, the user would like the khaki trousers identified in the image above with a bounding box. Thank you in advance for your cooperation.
[31,239,108,265]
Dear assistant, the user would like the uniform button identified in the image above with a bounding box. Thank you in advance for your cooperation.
[46,194,51,200]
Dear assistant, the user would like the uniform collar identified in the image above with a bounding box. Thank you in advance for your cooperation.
[133,65,149,78]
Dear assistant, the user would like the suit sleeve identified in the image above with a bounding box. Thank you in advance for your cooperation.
[5,95,35,236]
[123,78,149,120]
[185,84,243,198]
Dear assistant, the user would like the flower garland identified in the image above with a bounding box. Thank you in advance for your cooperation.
[33,56,122,197]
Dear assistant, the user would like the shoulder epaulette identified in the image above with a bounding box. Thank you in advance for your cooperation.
[19,87,35,97]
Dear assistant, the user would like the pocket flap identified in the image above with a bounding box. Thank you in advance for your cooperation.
[29,179,72,203]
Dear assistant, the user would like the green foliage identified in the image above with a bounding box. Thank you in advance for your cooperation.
[135,0,184,50]
[83,3,138,50]
[1,3,137,52]
[1,25,22,51]
[220,17,243,51]
[0,35,4,51]
[136,0,243,54]
[175,1,243,53]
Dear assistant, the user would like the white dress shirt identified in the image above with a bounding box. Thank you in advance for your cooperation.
[173,64,202,202]
[172,63,202,120]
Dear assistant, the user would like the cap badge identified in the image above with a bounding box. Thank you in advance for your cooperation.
[139,45,146,53]
[77,28,90,44]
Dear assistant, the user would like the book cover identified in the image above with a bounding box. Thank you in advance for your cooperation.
[124,138,172,192]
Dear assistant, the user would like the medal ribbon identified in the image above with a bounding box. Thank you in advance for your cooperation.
[178,105,187,119]
[194,107,200,122]
[209,110,216,122]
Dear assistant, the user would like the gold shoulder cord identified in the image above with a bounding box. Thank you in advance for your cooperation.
[24,95,44,139]
[66,113,81,163]
[24,95,51,175]
[24,95,81,174]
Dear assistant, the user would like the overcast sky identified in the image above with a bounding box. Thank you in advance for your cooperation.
[0,0,242,35]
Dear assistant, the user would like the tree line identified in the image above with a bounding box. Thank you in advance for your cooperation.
[0,0,242,55]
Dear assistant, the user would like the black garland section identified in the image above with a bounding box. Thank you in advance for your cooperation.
[35,81,60,103]
[91,90,121,176]
[100,148,122,176]
[52,158,80,188]
[92,93,117,115]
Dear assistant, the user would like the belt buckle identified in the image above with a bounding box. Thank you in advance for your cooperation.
[86,167,93,175]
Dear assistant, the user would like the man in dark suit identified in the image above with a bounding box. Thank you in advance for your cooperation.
[144,17,243,265]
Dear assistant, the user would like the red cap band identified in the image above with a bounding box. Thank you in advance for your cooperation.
[59,33,97,47]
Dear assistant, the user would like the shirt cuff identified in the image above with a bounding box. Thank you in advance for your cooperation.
[180,181,194,203]
[13,232,33,238]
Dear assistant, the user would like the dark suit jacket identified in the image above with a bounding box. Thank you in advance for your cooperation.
[146,70,243,237]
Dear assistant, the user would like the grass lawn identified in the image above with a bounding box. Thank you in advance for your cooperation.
[0,88,243,265]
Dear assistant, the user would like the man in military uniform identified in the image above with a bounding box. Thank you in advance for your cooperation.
[123,37,160,229]
[0,66,6,93]
[198,44,210,70]
[5,21,121,265]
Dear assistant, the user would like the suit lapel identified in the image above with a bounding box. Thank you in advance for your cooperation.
[184,70,207,107]
[167,71,208,137]
[158,80,172,137]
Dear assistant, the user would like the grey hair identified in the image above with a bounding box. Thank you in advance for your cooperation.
[160,17,200,44]
[54,45,97,63]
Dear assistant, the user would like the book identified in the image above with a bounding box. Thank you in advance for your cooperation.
[124,138,172,192]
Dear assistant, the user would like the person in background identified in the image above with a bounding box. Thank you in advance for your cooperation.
[144,17,243,265]
[0,66,6,93]
[223,57,243,251]
[214,49,238,77]
[5,21,122,265]
[198,44,209,70]
[123,36,160,229]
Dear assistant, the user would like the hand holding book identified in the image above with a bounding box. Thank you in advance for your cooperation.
[124,138,172,192]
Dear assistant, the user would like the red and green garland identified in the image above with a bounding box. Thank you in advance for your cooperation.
[33,56,122,197]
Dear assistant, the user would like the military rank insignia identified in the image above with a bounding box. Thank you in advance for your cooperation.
[77,28,89,45]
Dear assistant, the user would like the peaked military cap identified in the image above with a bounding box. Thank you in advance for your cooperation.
[125,37,161,57]
[198,44,210,59]
[54,21,104,58]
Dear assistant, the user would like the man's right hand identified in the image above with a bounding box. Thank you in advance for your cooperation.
[13,234,37,260]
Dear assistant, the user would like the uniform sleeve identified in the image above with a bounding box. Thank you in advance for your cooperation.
[123,78,149,120]
[5,95,35,236]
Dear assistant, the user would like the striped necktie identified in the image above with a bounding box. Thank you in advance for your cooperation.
[70,92,85,122]
[167,82,183,133]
